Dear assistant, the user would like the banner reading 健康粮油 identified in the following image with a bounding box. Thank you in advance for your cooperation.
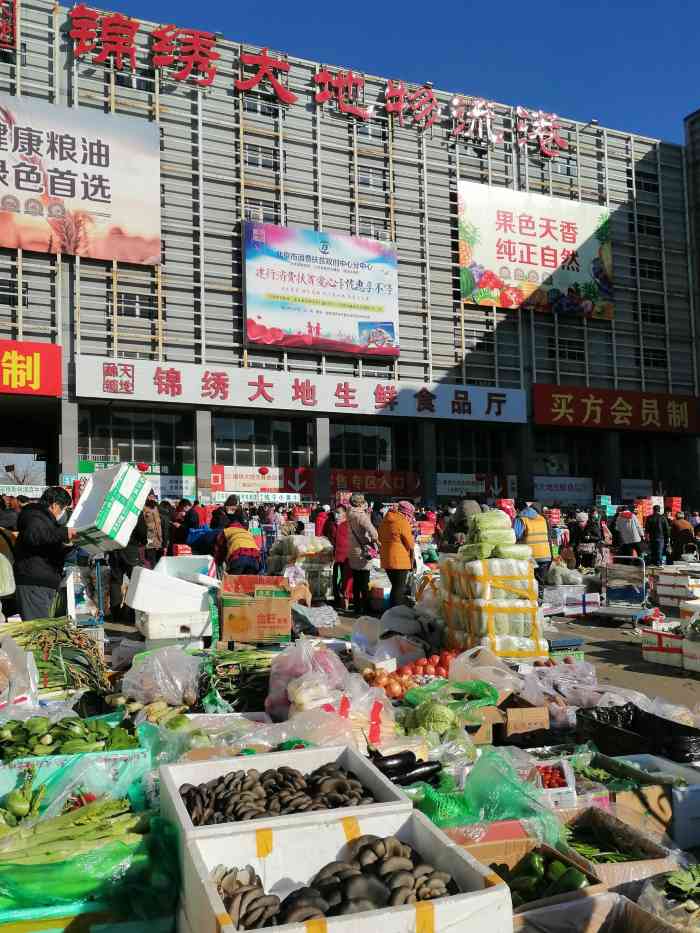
[0,94,160,265]
[457,179,614,319]
[243,221,400,357]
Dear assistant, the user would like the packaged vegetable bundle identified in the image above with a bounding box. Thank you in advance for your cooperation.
[452,558,536,602]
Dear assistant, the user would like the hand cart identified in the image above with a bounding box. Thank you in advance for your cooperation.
[589,554,648,621]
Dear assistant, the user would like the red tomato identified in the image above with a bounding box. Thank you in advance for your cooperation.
[424,664,436,676]
[439,652,452,666]
[429,654,441,665]
[397,665,414,676]
[415,658,428,668]
[435,666,448,677]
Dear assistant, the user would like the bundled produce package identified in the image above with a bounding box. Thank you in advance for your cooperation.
[441,556,547,661]
[492,543,532,560]
[266,535,333,574]
[443,557,536,602]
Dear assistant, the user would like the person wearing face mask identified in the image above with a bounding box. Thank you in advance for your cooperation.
[325,504,352,610]
[13,487,76,621]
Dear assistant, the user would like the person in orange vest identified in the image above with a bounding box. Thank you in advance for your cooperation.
[513,501,552,583]
[213,518,261,575]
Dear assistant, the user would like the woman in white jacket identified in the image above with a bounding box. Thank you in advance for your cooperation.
[615,509,644,557]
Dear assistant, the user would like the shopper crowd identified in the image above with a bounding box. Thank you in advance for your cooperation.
[0,484,697,623]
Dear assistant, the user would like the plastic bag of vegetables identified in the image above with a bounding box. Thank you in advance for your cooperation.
[265,639,348,722]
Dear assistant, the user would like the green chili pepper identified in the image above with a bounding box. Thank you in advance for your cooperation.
[546,859,569,883]
[523,853,546,878]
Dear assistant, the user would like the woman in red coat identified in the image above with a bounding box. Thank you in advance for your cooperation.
[326,504,352,610]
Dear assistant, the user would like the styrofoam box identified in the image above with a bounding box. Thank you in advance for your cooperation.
[135,608,212,640]
[616,754,700,849]
[642,629,684,668]
[183,809,512,933]
[160,745,412,849]
[683,638,700,673]
[657,583,700,598]
[154,555,215,579]
[69,463,149,554]
[126,565,209,613]
[681,599,700,621]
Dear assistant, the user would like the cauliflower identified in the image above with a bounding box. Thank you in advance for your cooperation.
[413,700,458,736]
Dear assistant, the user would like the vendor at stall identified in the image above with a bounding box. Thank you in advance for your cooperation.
[13,487,76,621]
[213,519,261,575]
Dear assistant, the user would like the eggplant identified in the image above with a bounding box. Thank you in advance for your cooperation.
[392,761,442,786]
[368,749,417,774]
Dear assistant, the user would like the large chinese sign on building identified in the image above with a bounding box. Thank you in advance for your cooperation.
[458,181,614,320]
[0,95,160,264]
[244,222,400,358]
[533,384,698,433]
[76,356,527,423]
[0,340,61,397]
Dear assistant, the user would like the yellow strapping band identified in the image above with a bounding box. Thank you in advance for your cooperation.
[341,816,360,841]
[415,900,435,933]
[217,912,232,932]
[305,919,328,933]
[255,828,273,858]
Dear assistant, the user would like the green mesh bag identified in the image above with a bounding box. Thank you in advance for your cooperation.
[404,679,499,713]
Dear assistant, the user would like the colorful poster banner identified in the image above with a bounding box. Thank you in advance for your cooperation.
[533,383,698,433]
[0,94,160,264]
[0,340,61,397]
[243,221,399,357]
[76,356,527,424]
[458,180,614,319]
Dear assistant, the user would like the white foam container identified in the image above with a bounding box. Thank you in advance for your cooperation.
[616,753,700,849]
[135,608,212,640]
[154,555,216,579]
[681,598,700,621]
[160,745,411,849]
[683,637,700,672]
[182,809,512,933]
[69,463,150,554]
[126,565,210,613]
[642,629,684,667]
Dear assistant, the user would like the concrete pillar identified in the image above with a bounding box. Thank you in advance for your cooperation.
[315,417,331,502]
[59,398,79,480]
[600,431,621,501]
[195,409,212,501]
[517,423,535,501]
[419,421,437,504]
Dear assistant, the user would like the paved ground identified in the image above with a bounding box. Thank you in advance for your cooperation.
[553,616,700,708]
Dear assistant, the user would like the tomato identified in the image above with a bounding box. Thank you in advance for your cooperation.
[435,666,447,677]
[424,664,436,676]
[439,652,452,667]
[414,658,428,668]
[429,654,441,665]
[397,665,414,676]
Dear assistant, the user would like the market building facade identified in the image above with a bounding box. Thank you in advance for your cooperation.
[0,0,697,506]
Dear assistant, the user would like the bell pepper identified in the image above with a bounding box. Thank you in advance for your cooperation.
[523,853,546,879]
[546,859,569,883]
[544,867,588,897]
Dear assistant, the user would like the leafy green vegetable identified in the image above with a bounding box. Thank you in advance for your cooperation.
[666,866,700,899]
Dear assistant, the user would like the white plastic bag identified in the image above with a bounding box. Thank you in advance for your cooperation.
[122,646,202,706]
[265,639,348,721]
[449,646,523,694]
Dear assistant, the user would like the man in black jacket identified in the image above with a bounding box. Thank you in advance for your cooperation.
[646,505,670,567]
[14,487,75,621]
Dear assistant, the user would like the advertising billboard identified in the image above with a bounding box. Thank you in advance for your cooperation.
[243,221,399,357]
[458,180,614,319]
[0,95,160,264]
[533,384,698,433]
[0,340,61,397]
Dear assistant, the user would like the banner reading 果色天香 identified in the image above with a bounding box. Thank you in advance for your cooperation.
[457,180,614,320]
[0,95,160,265]
[243,221,400,357]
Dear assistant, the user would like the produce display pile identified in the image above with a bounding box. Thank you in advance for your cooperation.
[490,850,591,909]
[179,763,376,826]
[213,834,457,929]
[0,714,138,760]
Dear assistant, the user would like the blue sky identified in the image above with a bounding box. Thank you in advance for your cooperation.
[116,0,695,143]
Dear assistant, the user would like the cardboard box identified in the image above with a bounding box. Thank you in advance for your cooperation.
[220,574,292,644]
[464,837,605,914]
[184,810,512,933]
[498,693,550,737]
[513,892,677,932]
[562,807,678,889]
[69,463,150,554]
